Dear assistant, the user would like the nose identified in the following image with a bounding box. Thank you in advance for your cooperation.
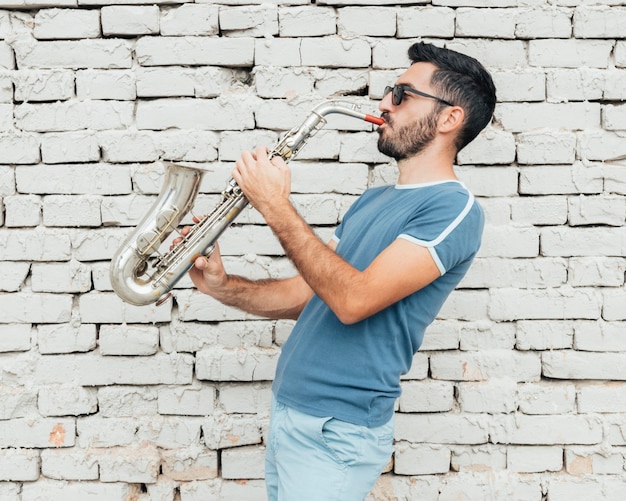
[379,90,393,113]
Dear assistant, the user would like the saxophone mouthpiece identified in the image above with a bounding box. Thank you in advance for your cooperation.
[365,114,385,126]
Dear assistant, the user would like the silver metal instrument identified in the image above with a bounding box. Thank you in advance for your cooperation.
[109,100,384,306]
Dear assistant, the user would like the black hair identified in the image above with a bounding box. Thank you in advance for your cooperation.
[408,42,497,152]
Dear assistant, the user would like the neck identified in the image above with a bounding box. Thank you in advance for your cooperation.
[396,145,458,185]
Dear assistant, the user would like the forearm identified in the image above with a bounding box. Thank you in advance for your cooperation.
[209,273,312,320]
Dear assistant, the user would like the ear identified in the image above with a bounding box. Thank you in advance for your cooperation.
[438,106,464,135]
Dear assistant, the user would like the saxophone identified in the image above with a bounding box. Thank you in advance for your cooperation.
[109,100,384,306]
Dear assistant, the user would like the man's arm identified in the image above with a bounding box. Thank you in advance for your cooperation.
[188,243,314,320]
[233,148,442,325]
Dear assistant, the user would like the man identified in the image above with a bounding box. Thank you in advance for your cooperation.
[187,42,496,500]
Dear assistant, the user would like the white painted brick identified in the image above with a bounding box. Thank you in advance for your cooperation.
[16,164,131,195]
[568,194,625,226]
[16,101,134,132]
[529,39,613,68]
[565,448,624,475]
[394,443,450,475]
[517,382,576,415]
[0,293,72,323]
[219,5,278,37]
[21,480,138,501]
[41,132,100,164]
[136,36,254,67]
[517,130,576,165]
[510,196,567,225]
[0,384,37,419]
[161,446,218,481]
[568,257,625,287]
[279,6,336,36]
[431,351,540,382]
[419,320,460,351]
[573,6,626,38]
[546,68,605,102]
[477,226,538,258]
[0,75,11,102]
[398,380,454,413]
[0,448,40,481]
[31,261,91,293]
[543,350,626,380]
[98,445,159,483]
[0,41,14,69]
[222,445,265,479]
[395,414,488,444]
[98,386,157,417]
[43,195,101,227]
[218,383,271,414]
[338,7,395,37]
[254,38,301,67]
[456,8,515,38]
[34,8,100,39]
[507,445,563,473]
[603,104,626,131]
[136,97,255,131]
[491,69,545,102]
[254,66,314,99]
[98,132,157,163]
[4,194,41,227]
[457,128,516,165]
[516,321,574,351]
[340,131,390,163]
[577,382,626,413]
[491,414,603,445]
[13,70,74,102]
[301,37,371,68]
[315,68,370,97]
[0,102,12,130]
[40,449,99,480]
[76,70,136,100]
[489,288,602,321]
[616,40,626,67]
[0,229,71,261]
[196,346,279,382]
[13,39,132,69]
[459,321,516,350]
[451,445,507,473]
[0,133,40,164]
[456,166,518,197]
[438,290,489,322]
[579,130,626,162]
[202,413,262,449]
[37,324,97,354]
[158,385,216,416]
[76,417,139,448]
[38,385,98,416]
[516,7,572,38]
[0,418,75,448]
[99,324,159,356]
[0,323,31,352]
[160,4,219,36]
[605,69,626,99]
[400,353,429,381]
[78,290,172,323]
[575,320,626,352]
[101,5,159,36]
[496,102,601,132]
[33,352,193,386]
[541,227,626,257]
[0,165,14,195]
[462,257,566,290]
[519,164,603,195]
[446,39,526,69]
[456,378,513,414]
[397,7,455,38]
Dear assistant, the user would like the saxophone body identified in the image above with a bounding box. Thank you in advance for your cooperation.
[109,100,384,306]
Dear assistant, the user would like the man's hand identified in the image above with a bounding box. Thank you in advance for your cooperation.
[232,146,292,215]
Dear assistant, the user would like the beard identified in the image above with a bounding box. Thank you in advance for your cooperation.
[377,109,439,161]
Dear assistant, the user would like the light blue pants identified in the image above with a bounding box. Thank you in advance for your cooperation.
[265,397,394,501]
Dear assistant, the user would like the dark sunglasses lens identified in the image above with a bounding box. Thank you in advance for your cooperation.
[393,86,403,106]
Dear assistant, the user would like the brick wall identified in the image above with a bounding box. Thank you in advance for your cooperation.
[1,1,626,500]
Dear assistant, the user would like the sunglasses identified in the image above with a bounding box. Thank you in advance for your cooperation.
[383,84,454,108]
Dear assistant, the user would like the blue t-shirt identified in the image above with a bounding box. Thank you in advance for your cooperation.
[272,180,484,427]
